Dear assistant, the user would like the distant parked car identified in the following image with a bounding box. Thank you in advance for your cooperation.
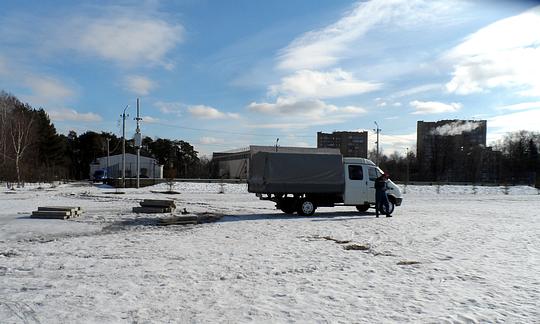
[92,169,107,182]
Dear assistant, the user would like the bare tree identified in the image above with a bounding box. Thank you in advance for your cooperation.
[0,92,14,168]
[8,107,34,186]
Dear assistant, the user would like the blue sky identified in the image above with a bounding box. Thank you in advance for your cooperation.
[1,0,539,156]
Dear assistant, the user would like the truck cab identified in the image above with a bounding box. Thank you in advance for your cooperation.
[342,158,402,213]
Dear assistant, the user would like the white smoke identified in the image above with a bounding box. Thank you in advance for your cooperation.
[430,121,481,136]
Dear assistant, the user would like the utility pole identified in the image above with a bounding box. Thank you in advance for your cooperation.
[374,121,381,166]
[406,147,410,186]
[121,104,129,188]
[134,98,142,189]
[106,138,111,179]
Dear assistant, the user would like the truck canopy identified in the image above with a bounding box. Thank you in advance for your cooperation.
[248,152,345,194]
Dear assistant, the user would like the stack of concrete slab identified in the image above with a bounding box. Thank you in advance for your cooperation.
[133,199,176,213]
[31,206,83,220]
[157,212,224,226]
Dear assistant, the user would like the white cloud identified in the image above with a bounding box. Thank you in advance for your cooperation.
[200,137,225,145]
[496,101,540,111]
[142,116,160,123]
[249,97,331,115]
[0,6,184,68]
[376,132,417,155]
[124,75,156,96]
[247,97,366,129]
[0,56,76,106]
[445,6,540,96]
[488,109,540,144]
[154,101,183,115]
[392,83,443,98]
[188,105,239,119]
[269,69,381,99]
[340,106,367,114]
[73,15,183,67]
[278,0,461,71]
[23,76,75,103]
[47,108,102,122]
[410,100,462,114]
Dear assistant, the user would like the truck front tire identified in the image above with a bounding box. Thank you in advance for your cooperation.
[297,199,316,216]
[380,200,395,215]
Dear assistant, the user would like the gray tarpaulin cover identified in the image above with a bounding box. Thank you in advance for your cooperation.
[248,152,345,194]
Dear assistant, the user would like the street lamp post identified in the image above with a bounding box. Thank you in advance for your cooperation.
[406,147,410,186]
[374,121,381,166]
[121,104,130,188]
[106,138,111,179]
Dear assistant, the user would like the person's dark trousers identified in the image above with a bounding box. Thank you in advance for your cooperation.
[376,191,390,217]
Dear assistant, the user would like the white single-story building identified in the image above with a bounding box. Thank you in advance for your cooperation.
[89,153,163,179]
[212,145,340,179]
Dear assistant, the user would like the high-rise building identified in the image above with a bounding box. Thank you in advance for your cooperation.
[417,120,488,181]
[317,131,368,158]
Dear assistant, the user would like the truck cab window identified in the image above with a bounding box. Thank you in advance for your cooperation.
[348,165,363,180]
[368,167,379,181]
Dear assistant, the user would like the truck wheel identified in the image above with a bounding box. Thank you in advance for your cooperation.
[356,204,370,212]
[297,199,316,216]
[380,200,395,215]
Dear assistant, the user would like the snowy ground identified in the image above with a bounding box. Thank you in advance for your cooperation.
[0,182,539,323]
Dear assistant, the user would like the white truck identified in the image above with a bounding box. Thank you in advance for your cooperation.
[248,152,403,216]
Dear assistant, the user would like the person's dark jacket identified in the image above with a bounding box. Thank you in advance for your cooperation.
[375,176,387,192]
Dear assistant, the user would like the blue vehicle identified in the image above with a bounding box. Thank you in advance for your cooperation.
[92,169,108,182]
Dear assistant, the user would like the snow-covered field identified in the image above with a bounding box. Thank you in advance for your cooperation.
[0,182,539,323]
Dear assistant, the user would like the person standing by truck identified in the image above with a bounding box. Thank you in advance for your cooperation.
[375,173,391,218]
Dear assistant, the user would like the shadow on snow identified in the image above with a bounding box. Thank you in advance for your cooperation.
[220,210,377,223]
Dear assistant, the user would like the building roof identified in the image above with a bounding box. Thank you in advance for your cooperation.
[95,153,160,164]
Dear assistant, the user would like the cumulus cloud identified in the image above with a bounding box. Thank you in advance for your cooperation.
[376,132,417,154]
[200,137,225,145]
[188,105,239,119]
[445,6,540,96]
[142,116,160,123]
[124,75,156,96]
[71,14,183,67]
[1,5,184,68]
[47,108,102,122]
[154,101,183,115]
[23,76,75,104]
[269,69,380,99]
[278,0,461,71]
[392,83,443,98]
[410,100,462,114]
[247,97,366,128]
[488,109,540,143]
[496,101,540,111]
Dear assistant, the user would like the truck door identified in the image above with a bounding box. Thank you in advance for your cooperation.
[344,164,366,205]
[366,166,380,203]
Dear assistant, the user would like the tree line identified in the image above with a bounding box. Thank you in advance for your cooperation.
[1,91,539,185]
[373,131,539,185]
[0,91,210,185]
